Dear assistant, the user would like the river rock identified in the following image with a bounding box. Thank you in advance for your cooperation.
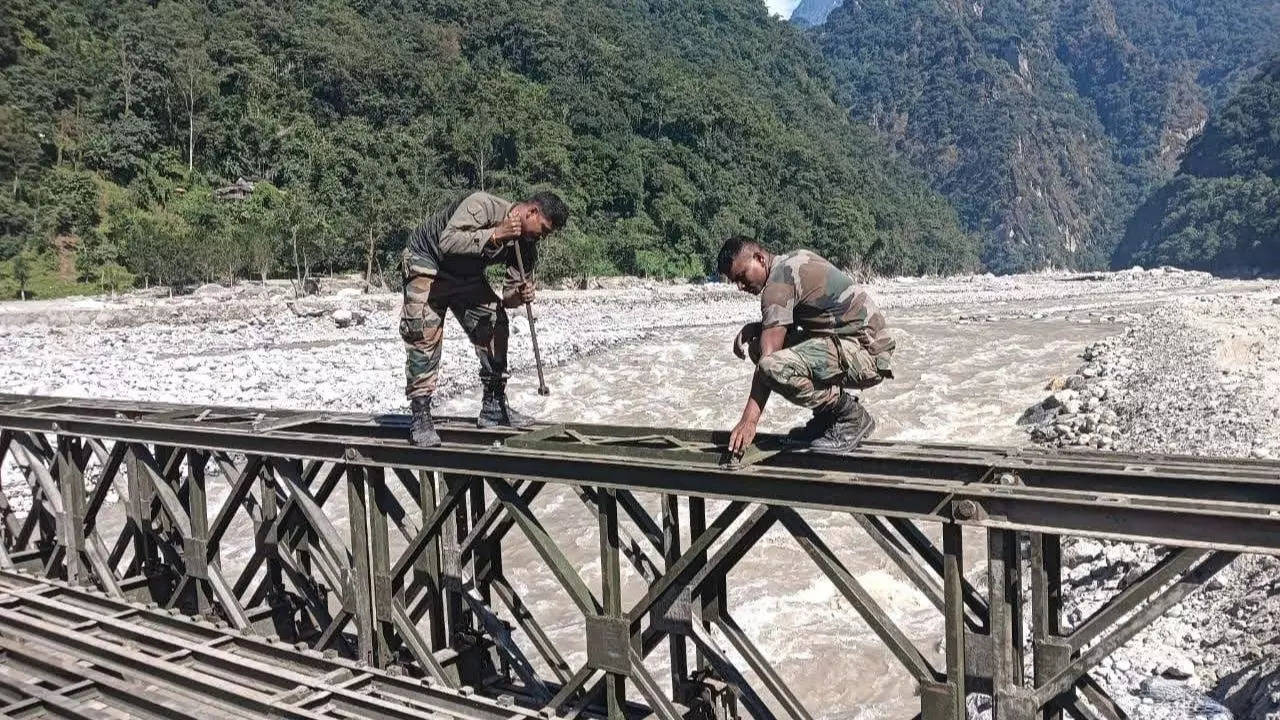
[332,308,365,328]
[288,300,327,318]
[1162,656,1195,680]
[1068,539,1105,563]
[1140,677,1190,703]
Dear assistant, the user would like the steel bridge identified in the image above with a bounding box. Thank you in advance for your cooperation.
[0,394,1275,719]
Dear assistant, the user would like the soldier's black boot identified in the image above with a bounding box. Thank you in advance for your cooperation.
[409,396,441,447]
[808,393,875,453]
[477,380,537,429]
[782,404,837,446]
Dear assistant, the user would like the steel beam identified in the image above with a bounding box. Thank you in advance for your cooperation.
[0,395,1275,720]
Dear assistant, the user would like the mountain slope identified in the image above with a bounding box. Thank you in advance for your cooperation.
[808,0,1280,272]
[812,0,1124,271]
[0,0,978,292]
[1114,57,1280,274]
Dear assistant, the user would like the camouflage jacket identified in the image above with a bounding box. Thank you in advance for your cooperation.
[405,191,536,289]
[760,249,895,370]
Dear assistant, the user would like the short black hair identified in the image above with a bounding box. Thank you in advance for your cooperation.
[716,236,759,276]
[528,191,569,230]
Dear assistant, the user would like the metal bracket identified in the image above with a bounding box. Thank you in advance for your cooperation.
[919,680,961,720]
[585,614,632,675]
[683,672,739,720]
[650,585,693,635]
[965,629,993,680]
[996,689,1039,718]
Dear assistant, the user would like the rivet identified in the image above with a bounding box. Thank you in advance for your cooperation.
[955,500,979,520]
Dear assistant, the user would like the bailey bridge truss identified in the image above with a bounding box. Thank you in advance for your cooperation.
[0,394,1275,719]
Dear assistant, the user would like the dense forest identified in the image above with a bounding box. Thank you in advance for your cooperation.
[807,0,1280,273]
[1114,57,1280,274]
[0,0,979,299]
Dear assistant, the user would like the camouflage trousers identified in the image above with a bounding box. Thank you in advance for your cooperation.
[755,332,884,409]
[399,252,509,399]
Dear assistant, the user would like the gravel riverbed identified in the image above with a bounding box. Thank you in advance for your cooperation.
[1018,290,1280,720]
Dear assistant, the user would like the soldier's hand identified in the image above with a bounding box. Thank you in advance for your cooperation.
[728,418,758,455]
[518,281,535,304]
[492,213,524,243]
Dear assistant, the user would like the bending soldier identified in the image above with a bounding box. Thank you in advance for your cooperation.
[716,236,894,455]
[399,190,569,447]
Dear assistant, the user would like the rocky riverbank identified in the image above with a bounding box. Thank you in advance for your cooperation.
[1021,290,1280,719]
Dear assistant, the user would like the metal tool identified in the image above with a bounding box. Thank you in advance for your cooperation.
[511,239,550,396]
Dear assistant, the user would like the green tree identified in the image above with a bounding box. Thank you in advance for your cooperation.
[155,2,219,171]
[96,262,134,294]
[12,250,34,299]
[237,182,285,282]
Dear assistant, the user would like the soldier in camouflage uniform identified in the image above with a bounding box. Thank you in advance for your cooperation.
[400,190,569,447]
[716,236,894,454]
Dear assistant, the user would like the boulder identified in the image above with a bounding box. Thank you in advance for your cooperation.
[1046,389,1078,409]
[287,300,327,318]
[1140,677,1189,703]
[332,308,366,328]
[1068,539,1105,563]
[1162,656,1196,681]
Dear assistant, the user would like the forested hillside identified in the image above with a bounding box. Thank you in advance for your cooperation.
[0,0,978,298]
[808,0,1280,272]
[1115,57,1280,274]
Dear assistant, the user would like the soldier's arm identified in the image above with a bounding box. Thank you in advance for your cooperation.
[437,192,509,258]
[728,325,787,454]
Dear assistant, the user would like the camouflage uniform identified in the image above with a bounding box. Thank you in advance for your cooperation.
[754,249,894,409]
[400,192,536,399]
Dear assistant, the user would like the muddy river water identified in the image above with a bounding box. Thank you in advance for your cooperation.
[427,315,1108,717]
[6,298,1113,717]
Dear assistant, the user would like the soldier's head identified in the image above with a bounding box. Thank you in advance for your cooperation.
[514,191,570,240]
[717,236,771,295]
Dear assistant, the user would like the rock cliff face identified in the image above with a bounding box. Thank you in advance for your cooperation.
[1115,57,1280,274]
[805,0,1280,272]
[789,0,842,27]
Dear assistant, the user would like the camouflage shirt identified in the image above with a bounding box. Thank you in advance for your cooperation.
[406,191,536,290]
[760,249,895,360]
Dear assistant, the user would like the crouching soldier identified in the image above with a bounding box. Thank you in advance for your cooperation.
[716,236,894,455]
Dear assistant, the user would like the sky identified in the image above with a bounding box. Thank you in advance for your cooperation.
[764,0,801,18]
